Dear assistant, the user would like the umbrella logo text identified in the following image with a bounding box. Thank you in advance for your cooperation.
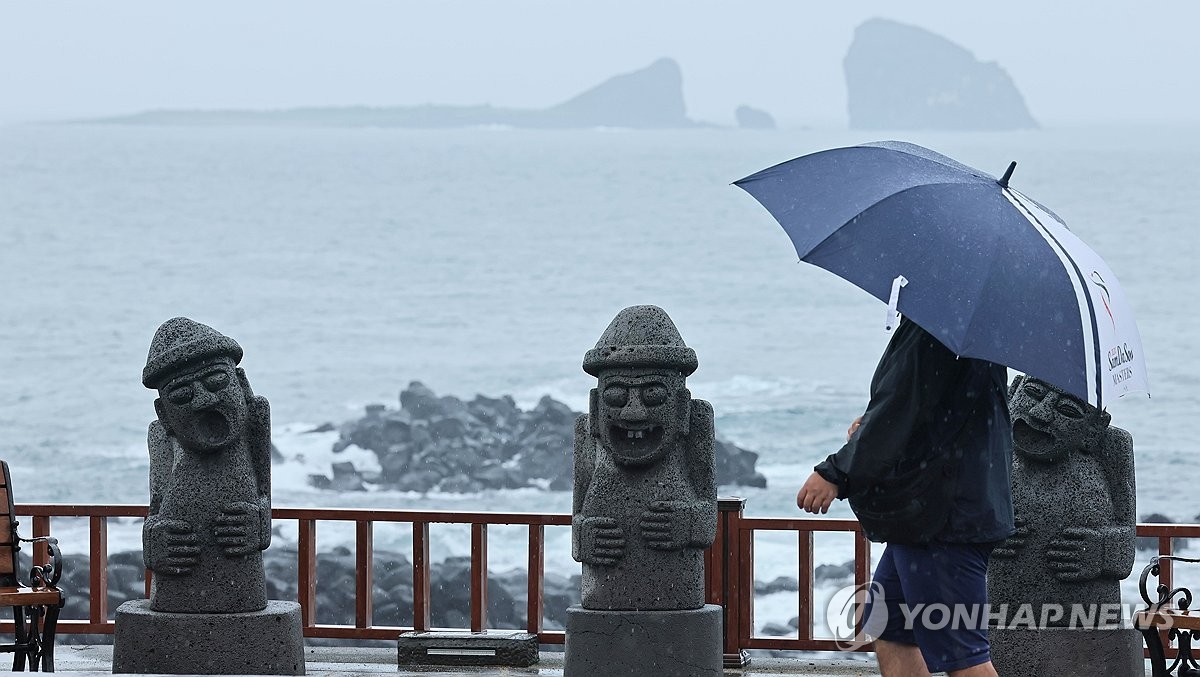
[1090,271,1116,330]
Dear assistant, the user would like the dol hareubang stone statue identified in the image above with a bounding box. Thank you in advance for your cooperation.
[988,375,1140,676]
[141,317,272,612]
[572,307,716,609]
[112,318,303,675]
[564,305,721,677]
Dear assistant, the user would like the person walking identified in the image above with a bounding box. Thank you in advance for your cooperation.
[797,318,1015,677]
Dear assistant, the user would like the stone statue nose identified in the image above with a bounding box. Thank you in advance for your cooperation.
[1028,395,1057,423]
[619,393,648,422]
[189,385,219,409]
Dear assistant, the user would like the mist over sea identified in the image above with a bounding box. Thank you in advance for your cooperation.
[1,123,1195,630]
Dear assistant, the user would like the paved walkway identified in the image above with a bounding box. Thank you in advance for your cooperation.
[22,645,886,676]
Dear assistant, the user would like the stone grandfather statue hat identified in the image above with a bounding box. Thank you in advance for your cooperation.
[142,317,243,388]
[583,305,698,377]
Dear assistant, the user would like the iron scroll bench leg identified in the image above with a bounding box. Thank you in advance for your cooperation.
[1143,625,1168,677]
[11,605,28,671]
[39,604,59,672]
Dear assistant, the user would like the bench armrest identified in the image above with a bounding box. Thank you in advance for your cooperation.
[1140,555,1200,612]
[17,535,62,588]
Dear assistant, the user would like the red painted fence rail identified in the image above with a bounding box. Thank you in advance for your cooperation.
[7,501,1199,666]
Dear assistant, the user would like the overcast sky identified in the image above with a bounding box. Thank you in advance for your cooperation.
[2,1,1198,127]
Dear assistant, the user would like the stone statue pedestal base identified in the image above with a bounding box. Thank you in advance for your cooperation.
[990,627,1143,677]
[111,599,305,675]
[564,604,721,677]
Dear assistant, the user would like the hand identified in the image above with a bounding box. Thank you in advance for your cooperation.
[215,502,264,557]
[148,519,199,576]
[1047,526,1104,582]
[847,416,863,441]
[578,516,625,566]
[991,516,1030,559]
[641,501,690,551]
[797,472,838,514]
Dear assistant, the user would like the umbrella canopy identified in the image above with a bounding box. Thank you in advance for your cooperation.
[735,140,1148,409]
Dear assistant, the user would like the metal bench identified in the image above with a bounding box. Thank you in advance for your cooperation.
[1137,555,1200,677]
[0,460,64,671]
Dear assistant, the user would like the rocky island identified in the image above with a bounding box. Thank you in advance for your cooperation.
[92,58,700,130]
[306,381,766,493]
[844,18,1037,131]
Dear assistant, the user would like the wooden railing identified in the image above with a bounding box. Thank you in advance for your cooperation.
[6,501,1200,667]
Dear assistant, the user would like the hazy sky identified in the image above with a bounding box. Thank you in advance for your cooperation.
[2,1,1198,127]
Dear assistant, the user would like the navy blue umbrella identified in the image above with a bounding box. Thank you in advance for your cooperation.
[735,141,1147,408]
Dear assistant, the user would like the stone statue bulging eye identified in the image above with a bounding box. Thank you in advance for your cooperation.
[203,371,230,392]
[1024,384,1046,400]
[641,385,668,407]
[602,386,628,407]
[167,385,194,405]
[1057,403,1084,419]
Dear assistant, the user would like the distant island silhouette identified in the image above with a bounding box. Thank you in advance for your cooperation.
[91,58,703,129]
[845,18,1037,131]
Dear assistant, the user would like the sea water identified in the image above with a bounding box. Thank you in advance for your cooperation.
[1,123,1196,634]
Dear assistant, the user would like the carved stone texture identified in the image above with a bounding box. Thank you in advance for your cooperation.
[140,318,273,614]
[112,600,304,675]
[571,305,717,611]
[988,376,1140,677]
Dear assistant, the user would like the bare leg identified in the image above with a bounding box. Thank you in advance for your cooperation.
[948,661,999,677]
[875,638,932,677]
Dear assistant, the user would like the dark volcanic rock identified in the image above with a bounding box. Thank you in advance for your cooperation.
[309,381,766,493]
[844,18,1037,130]
[735,105,776,129]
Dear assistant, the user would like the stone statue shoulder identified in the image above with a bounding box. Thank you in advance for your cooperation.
[147,420,175,511]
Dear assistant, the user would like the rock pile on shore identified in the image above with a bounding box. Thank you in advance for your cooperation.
[307,381,767,493]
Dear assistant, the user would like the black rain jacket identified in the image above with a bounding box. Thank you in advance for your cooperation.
[815,319,1015,544]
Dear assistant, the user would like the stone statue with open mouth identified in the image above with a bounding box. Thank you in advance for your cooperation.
[139,317,272,614]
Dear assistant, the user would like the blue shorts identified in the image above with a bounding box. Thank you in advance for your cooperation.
[863,542,994,673]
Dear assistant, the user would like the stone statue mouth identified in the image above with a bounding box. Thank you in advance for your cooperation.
[608,424,664,458]
[1012,418,1062,461]
[197,410,232,445]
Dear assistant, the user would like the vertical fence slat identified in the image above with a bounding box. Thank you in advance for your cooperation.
[297,519,317,627]
[738,524,754,646]
[797,530,814,641]
[854,530,872,637]
[413,522,431,631]
[718,498,749,668]
[706,512,725,608]
[470,523,488,632]
[1159,536,1174,595]
[1158,535,1174,656]
[355,520,373,629]
[32,515,50,567]
[527,524,544,636]
[90,515,108,622]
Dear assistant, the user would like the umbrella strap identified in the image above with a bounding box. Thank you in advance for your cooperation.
[885,275,908,331]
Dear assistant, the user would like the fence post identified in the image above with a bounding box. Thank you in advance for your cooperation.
[413,522,431,631]
[527,524,545,637]
[470,523,488,632]
[355,520,373,629]
[717,496,750,669]
[297,519,317,629]
[90,515,109,623]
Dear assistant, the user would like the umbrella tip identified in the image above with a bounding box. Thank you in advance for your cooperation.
[997,161,1017,188]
